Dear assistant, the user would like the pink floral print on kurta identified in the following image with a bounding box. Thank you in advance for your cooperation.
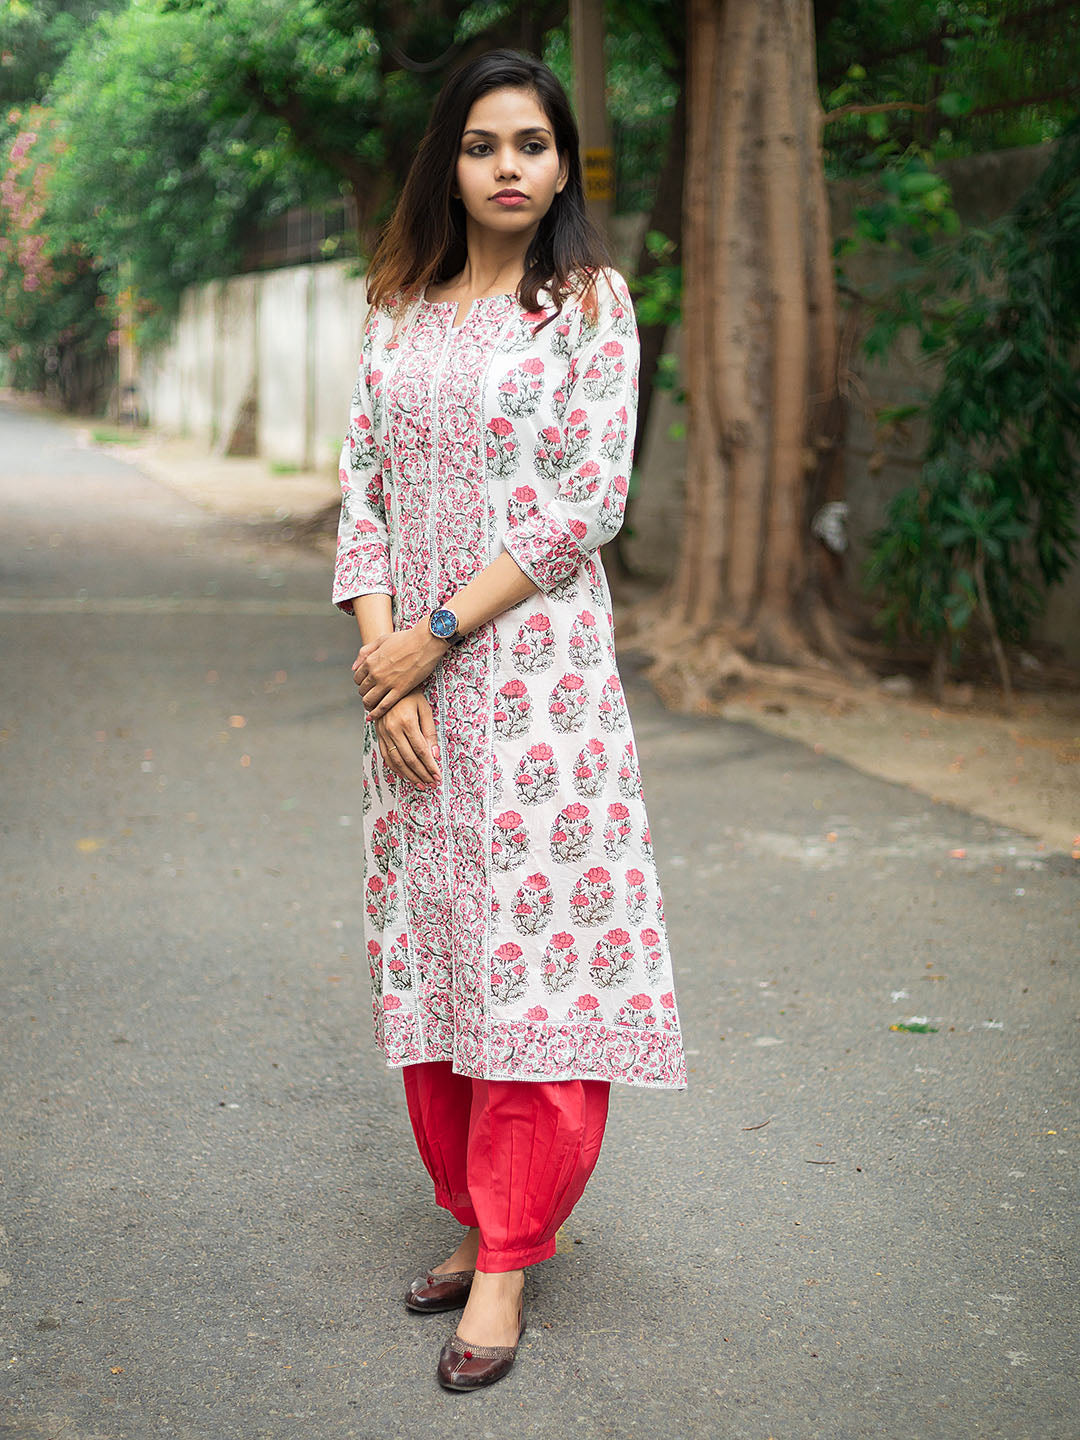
[333,268,686,1089]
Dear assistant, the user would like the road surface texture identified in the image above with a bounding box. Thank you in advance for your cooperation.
[1,395,1077,1440]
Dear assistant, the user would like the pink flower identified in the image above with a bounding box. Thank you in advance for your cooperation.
[607,803,630,820]
[629,993,652,1010]
[660,992,675,1008]
[541,425,561,444]
[494,942,523,963]
[569,519,588,539]
[551,932,575,949]
[382,995,401,1011]
[495,810,523,830]
[580,460,600,476]
[577,611,596,626]
[512,485,537,503]
[585,867,610,884]
[606,929,630,945]
[524,872,549,889]
[565,803,589,820]
[527,613,551,631]
[526,1005,549,1022]
[586,739,604,755]
[528,743,553,761]
[489,417,514,436]
[521,357,545,374]
[551,829,567,842]
[568,408,587,425]
[577,994,600,1010]
[387,958,406,971]
[561,673,584,690]
[500,679,527,698]
[601,340,624,357]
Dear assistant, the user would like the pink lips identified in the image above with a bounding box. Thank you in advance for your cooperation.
[493,191,527,207]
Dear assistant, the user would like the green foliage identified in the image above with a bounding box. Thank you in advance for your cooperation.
[819,0,1079,171]
[629,230,681,329]
[45,0,367,340]
[864,122,1080,670]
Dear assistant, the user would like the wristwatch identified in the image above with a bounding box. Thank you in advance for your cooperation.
[428,607,462,644]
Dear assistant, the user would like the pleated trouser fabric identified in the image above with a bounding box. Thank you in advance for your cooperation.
[402,1060,611,1271]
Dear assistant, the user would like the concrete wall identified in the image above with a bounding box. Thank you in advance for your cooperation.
[138,258,369,469]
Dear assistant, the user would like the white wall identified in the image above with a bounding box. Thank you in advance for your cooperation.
[137,257,369,469]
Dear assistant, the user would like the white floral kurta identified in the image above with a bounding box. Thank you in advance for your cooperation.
[333,267,686,1089]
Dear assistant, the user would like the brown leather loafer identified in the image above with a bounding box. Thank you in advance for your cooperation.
[436,1298,525,1391]
[404,1268,475,1314]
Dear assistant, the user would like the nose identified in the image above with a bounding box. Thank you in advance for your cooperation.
[494,147,521,181]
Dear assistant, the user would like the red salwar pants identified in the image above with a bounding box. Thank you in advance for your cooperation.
[402,1060,611,1272]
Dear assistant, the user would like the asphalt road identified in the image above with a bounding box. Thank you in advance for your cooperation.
[1,396,1077,1440]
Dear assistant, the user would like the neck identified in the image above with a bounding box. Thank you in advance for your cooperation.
[456,215,539,294]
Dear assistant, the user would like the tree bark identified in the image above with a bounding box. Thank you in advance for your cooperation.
[641,0,858,707]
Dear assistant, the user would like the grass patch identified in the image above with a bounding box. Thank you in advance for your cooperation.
[92,427,142,445]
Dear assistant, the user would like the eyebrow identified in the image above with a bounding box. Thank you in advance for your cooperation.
[462,126,553,140]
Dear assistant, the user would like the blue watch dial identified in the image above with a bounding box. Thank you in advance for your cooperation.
[429,607,459,641]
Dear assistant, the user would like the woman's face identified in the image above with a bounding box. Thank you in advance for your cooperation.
[455,86,568,238]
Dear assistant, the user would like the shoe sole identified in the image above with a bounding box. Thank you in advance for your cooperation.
[404,1295,469,1314]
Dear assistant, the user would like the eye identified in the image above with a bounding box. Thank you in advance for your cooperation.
[465,142,492,156]
[523,141,548,155]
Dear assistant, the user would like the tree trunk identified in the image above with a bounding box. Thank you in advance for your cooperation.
[641,0,857,708]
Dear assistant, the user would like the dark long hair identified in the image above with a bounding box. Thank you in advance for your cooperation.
[365,49,610,325]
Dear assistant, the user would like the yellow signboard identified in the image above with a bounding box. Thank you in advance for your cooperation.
[583,147,615,202]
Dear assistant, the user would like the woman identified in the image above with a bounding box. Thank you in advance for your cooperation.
[333,48,686,1392]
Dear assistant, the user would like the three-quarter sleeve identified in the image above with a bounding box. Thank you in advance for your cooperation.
[332,304,394,614]
[501,269,639,593]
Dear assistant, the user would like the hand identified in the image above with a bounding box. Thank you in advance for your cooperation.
[374,690,441,788]
[353,621,448,719]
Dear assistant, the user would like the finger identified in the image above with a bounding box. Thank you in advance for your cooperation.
[386,730,432,787]
[408,717,441,783]
[366,685,398,718]
[361,681,390,711]
[379,738,407,785]
[418,703,440,766]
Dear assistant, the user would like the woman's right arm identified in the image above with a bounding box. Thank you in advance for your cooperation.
[332,304,394,615]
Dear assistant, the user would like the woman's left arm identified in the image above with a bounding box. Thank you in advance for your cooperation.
[352,551,538,718]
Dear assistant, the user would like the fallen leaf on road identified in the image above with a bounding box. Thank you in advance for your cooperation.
[741,1117,773,1131]
[949,848,966,858]
[76,837,105,853]
[890,1021,939,1033]
[229,715,246,728]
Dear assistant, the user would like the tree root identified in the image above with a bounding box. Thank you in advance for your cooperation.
[632,613,875,716]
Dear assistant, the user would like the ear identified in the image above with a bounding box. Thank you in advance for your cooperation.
[555,153,569,193]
